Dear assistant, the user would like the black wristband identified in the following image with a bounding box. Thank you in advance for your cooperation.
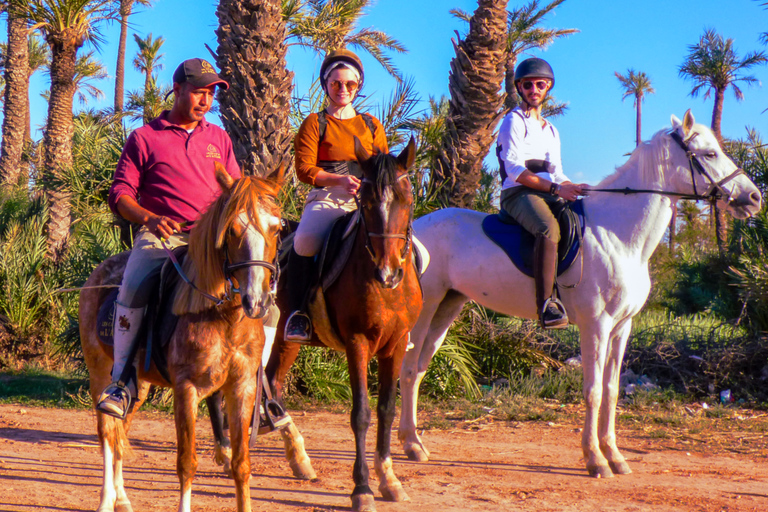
[550,183,560,196]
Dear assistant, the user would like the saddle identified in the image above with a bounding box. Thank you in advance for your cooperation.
[481,199,585,278]
[96,247,187,384]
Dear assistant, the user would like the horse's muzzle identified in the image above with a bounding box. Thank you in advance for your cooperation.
[376,266,404,289]
[242,293,273,319]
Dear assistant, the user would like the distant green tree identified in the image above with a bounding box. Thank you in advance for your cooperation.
[132,32,164,124]
[614,69,654,147]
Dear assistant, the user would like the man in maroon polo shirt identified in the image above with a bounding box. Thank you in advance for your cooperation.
[97,58,242,419]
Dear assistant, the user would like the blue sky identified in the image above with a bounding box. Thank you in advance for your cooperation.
[14,0,768,185]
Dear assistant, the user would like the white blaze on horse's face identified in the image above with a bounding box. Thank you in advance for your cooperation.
[670,113,762,219]
[234,209,280,319]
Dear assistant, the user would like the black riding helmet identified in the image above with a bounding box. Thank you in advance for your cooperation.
[514,57,555,90]
[319,49,365,94]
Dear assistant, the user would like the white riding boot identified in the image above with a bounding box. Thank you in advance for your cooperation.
[96,303,145,419]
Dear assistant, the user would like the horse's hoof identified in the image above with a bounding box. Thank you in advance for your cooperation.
[290,460,317,480]
[214,445,234,478]
[587,465,614,478]
[379,481,410,502]
[609,460,632,475]
[404,444,430,462]
[351,493,376,512]
[114,498,133,512]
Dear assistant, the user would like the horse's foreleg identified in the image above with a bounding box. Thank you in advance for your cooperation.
[375,352,409,503]
[599,320,633,475]
[97,422,118,512]
[580,323,613,478]
[174,383,199,512]
[400,291,466,462]
[225,382,256,512]
[205,392,233,478]
[347,343,375,512]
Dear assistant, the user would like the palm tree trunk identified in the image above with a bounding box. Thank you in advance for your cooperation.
[635,95,642,147]
[216,0,295,177]
[114,0,132,112]
[711,86,726,255]
[504,54,519,111]
[143,70,152,124]
[0,8,30,186]
[433,0,509,208]
[711,87,725,144]
[669,202,677,254]
[43,39,78,263]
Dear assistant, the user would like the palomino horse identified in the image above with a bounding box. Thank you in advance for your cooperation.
[266,138,422,512]
[80,163,283,512]
[399,111,762,477]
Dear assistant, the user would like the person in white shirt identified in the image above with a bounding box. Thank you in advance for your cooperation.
[496,57,587,329]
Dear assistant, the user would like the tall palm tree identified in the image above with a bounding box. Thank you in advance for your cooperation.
[216,0,295,176]
[132,32,164,124]
[454,0,578,111]
[679,28,767,255]
[11,0,116,262]
[113,0,152,112]
[432,0,509,208]
[614,69,654,147]
[72,50,108,104]
[0,3,29,186]
[125,75,171,123]
[283,0,407,81]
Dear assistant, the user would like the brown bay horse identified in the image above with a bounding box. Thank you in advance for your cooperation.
[79,163,283,512]
[266,138,422,512]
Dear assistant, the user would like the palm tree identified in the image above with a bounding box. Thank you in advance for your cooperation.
[0,3,29,186]
[11,0,116,263]
[216,0,295,176]
[432,0,509,208]
[614,69,654,147]
[132,32,164,124]
[125,75,171,123]
[113,0,152,112]
[72,50,108,104]
[283,0,407,81]
[679,28,768,255]
[453,0,578,111]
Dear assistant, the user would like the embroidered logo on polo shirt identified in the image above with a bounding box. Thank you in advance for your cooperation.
[206,144,222,159]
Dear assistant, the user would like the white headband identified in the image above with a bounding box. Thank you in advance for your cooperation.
[323,62,361,84]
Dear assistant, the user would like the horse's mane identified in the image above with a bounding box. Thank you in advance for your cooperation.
[595,128,673,190]
[172,175,281,315]
[365,152,409,202]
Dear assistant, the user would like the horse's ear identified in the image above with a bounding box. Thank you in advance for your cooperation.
[215,161,235,193]
[397,136,417,171]
[682,109,695,137]
[670,114,682,128]
[354,136,371,164]
[266,165,286,191]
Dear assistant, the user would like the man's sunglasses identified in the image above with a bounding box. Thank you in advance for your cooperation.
[521,80,550,91]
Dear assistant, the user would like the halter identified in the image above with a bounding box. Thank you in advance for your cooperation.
[356,173,413,264]
[589,129,745,203]
[162,225,280,307]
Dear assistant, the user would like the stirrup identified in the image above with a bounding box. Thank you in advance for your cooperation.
[540,297,569,330]
[96,382,132,420]
[284,311,313,343]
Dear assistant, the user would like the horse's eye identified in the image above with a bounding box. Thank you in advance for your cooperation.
[706,152,717,159]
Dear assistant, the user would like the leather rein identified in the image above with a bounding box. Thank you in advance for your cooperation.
[355,173,414,263]
[588,130,745,203]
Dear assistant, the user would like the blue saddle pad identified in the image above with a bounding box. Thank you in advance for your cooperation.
[481,200,585,278]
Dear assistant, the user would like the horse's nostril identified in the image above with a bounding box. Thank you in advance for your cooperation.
[242,295,253,312]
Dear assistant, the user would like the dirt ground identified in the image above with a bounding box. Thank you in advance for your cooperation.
[0,404,767,512]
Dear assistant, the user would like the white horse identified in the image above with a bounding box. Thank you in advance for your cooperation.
[399,111,762,478]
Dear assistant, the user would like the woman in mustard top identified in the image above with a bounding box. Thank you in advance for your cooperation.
[285,49,388,342]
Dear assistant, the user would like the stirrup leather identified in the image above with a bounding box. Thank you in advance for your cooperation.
[540,297,569,330]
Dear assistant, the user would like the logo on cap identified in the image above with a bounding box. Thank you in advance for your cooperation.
[200,60,216,75]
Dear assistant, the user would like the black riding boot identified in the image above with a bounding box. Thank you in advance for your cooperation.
[533,235,569,329]
[284,248,316,342]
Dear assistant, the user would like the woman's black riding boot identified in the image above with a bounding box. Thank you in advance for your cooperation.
[533,235,569,329]
[284,248,316,342]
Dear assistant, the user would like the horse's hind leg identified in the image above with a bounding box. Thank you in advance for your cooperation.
[347,342,375,512]
[375,350,409,503]
[599,320,633,475]
[206,392,233,477]
[399,290,467,462]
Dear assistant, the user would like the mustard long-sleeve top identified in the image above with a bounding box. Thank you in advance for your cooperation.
[294,112,389,186]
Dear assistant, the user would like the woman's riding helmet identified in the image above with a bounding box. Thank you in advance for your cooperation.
[514,57,555,90]
[319,49,365,94]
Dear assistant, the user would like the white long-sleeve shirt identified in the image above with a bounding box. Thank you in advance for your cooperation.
[496,107,568,191]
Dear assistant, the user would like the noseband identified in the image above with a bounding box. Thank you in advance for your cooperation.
[590,130,745,203]
[356,173,413,263]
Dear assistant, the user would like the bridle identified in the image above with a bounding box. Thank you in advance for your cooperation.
[356,173,413,263]
[589,129,745,204]
[162,223,280,307]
